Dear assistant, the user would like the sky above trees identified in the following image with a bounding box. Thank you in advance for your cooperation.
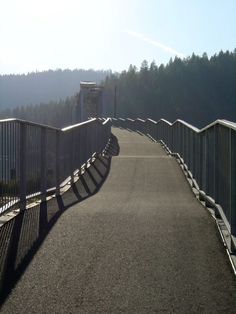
[1,0,235,74]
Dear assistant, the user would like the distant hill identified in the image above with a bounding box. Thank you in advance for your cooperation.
[0,69,110,110]
[1,50,235,129]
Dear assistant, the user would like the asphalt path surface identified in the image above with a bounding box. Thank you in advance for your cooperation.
[1,129,236,313]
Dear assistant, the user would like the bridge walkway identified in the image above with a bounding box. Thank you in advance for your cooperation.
[1,128,236,313]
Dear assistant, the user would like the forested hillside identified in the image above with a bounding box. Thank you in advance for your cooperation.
[104,50,236,127]
[0,69,109,110]
[0,96,78,128]
[0,50,235,128]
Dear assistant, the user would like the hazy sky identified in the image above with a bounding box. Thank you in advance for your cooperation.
[1,0,235,74]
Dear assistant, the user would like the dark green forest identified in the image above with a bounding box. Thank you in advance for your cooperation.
[104,50,236,127]
[0,50,235,128]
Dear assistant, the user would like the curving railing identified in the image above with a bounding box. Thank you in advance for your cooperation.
[112,117,236,252]
[0,118,111,215]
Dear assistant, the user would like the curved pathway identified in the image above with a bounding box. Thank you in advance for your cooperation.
[1,129,236,313]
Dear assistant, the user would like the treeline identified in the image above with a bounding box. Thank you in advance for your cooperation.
[1,50,235,128]
[104,50,236,127]
[0,96,78,128]
[0,69,109,111]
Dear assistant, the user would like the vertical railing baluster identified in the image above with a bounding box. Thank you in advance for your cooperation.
[230,128,236,251]
[56,130,61,196]
[70,130,74,184]
[40,127,47,202]
[19,122,26,211]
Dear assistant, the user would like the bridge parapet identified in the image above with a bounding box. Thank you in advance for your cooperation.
[0,118,111,215]
[112,117,236,253]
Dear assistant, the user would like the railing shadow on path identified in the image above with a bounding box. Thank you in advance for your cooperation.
[0,134,120,306]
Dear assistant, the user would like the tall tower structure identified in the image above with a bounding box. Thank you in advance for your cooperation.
[76,81,103,122]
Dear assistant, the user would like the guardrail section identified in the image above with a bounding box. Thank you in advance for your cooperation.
[0,118,111,214]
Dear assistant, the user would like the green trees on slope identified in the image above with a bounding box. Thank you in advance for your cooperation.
[0,96,78,128]
[103,50,236,127]
[0,50,235,128]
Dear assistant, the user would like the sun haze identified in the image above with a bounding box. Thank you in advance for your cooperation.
[0,0,235,74]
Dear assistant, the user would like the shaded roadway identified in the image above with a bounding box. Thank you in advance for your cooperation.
[1,128,236,313]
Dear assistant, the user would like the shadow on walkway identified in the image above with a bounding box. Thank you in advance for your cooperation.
[0,134,119,306]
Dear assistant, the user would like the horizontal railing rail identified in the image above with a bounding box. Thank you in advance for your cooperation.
[0,118,111,215]
[112,117,236,252]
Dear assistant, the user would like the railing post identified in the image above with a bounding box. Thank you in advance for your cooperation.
[56,130,61,196]
[40,128,47,202]
[201,133,207,191]
[19,123,26,211]
[214,125,219,204]
[70,130,74,184]
[230,129,236,251]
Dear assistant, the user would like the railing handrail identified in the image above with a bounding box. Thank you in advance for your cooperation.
[146,118,157,124]
[0,118,60,131]
[115,117,236,133]
[148,117,236,133]
[102,118,111,125]
[62,118,97,131]
[136,118,146,123]
[200,119,236,132]
[0,117,112,132]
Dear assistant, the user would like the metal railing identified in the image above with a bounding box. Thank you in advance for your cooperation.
[0,118,111,215]
[112,117,236,251]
